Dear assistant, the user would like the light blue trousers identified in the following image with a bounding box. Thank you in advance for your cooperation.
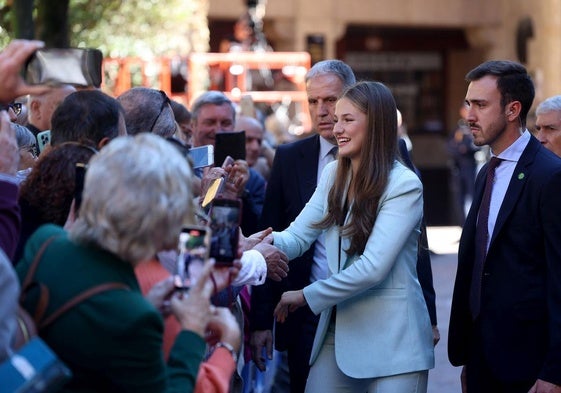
[305,326,428,393]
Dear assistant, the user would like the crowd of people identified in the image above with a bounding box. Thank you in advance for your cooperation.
[2,36,561,393]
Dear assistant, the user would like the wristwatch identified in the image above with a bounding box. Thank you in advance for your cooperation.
[214,341,238,363]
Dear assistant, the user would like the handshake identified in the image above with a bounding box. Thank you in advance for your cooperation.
[241,227,289,282]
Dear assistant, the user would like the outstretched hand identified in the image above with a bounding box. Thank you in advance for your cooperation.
[241,227,273,251]
[253,242,289,281]
[273,290,306,323]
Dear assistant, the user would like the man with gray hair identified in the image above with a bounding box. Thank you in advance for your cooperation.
[117,87,176,138]
[191,90,236,147]
[26,84,75,144]
[190,90,266,236]
[535,94,561,157]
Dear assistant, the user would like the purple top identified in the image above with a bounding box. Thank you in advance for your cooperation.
[0,176,21,261]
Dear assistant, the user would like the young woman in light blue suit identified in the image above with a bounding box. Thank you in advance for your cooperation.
[271,81,434,392]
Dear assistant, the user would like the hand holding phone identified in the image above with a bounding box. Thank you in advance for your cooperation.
[222,159,250,199]
[200,156,235,208]
[175,226,211,290]
[221,156,235,169]
[188,145,214,168]
[0,40,51,104]
[25,48,103,87]
[208,198,242,266]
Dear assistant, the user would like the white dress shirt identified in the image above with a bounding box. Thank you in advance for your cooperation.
[311,136,338,282]
[487,130,530,251]
[156,249,267,286]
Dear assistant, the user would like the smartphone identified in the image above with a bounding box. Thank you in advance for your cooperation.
[208,198,242,266]
[175,226,211,290]
[25,48,103,87]
[221,156,235,169]
[36,130,51,153]
[201,156,236,208]
[74,163,87,215]
[188,145,214,168]
[214,131,246,167]
[201,177,224,208]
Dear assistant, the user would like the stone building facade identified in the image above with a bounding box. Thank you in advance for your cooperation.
[206,0,561,224]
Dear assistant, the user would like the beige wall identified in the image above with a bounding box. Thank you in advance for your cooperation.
[525,0,561,104]
[209,0,501,58]
[477,0,561,110]
[208,0,561,124]
[206,0,561,224]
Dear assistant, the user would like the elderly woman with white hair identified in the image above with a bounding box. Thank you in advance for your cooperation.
[16,133,239,392]
[12,122,37,183]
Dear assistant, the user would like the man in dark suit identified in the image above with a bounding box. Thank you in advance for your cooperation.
[448,60,561,392]
[250,60,438,392]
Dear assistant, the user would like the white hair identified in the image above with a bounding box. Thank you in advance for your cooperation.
[69,133,196,264]
[536,95,561,116]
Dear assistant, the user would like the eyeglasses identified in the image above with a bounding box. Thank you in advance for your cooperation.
[0,102,23,116]
[19,144,38,159]
[148,90,171,133]
[166,136,190,158]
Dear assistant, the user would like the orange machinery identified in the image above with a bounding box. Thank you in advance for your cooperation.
[102,51,312,134]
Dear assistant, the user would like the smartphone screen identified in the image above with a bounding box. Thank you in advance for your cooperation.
[175,226,211,290]
[188,145,214,168]
[208,198,242,266]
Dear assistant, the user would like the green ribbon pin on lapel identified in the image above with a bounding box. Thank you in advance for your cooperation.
[518,172,525,180]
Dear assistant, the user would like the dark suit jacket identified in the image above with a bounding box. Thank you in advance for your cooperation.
[16,224,207,393]
[240,168,266,236]
[399,139,437,325]
[448,136,561,385]
[250,134,320,350]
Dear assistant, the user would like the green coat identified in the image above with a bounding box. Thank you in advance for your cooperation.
[16,224,205,393]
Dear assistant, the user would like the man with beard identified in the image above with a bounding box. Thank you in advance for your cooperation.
[448,60,561,393]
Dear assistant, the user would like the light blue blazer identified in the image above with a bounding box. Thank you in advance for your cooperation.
[273,160,434,379]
